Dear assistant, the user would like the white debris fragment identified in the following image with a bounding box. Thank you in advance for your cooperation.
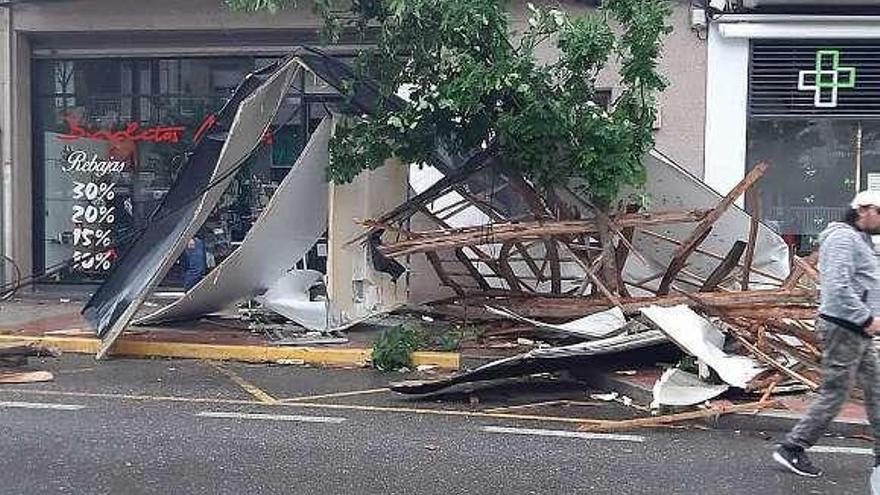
[590,392,619,402]
[486,306,627,340]
[640,305,765,389]
[276,359,306,366]
[650,367,729,409]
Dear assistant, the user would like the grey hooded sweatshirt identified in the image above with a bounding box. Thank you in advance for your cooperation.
[818,221,880,336]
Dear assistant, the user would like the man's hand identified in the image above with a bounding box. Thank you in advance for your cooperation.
[866,319,880,336]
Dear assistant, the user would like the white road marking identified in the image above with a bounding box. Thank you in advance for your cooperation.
[808,445,873,456]
[0,401,85,411]
[480,425,645,443]
[197,411,346,424]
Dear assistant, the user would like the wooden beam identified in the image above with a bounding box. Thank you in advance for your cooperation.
[700,241,747,292]
[425,251,465,296]
[545,238,562,294]
[577,400,778,432]
[346,147,496,246]
[514,242,545,283]
[377,210,711,257]
[741,192,761,290]
[728,332,819,390]
[792,255,820,283]
[657,162,769,295]
[497,242,526,293]
[636,228,787,284]
[433,288,815,320]
[781,262,806,292]
[454,248,492,291]
[418,207,514,292]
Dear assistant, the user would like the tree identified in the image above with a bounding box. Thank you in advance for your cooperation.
[228,0,669,198]
[228,0,671,292]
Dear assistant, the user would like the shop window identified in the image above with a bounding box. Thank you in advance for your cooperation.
[33,56,345,285]
[745,119,880,255]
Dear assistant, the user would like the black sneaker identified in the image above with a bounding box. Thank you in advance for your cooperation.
[773,445,822,477]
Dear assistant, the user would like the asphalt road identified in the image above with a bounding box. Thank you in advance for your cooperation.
[0,355,874,494]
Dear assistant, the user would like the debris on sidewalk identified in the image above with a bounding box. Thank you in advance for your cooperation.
[0,370,54,384]
[650,368,729,409]
[0,343,61,384]
[577,399,778,433]
[378,148,820,427]
[69,48,820,430]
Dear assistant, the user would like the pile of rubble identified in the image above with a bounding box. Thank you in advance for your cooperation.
[361,152,822,429]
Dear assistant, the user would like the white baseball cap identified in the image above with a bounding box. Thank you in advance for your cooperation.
[851,190,880,209]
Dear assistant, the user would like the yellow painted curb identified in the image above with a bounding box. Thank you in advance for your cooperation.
[0,334,460,369]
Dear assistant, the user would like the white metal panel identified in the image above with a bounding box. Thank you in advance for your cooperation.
[95,58,302,358]
[136,116,331,326]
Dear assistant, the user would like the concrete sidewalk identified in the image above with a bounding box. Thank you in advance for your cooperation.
[0,289,459,369]
[2,287,870,437]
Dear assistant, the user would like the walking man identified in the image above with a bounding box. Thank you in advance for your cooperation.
[774,191,880,477]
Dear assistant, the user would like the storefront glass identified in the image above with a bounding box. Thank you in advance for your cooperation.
[747,40,880,255]
[33,57,336,284]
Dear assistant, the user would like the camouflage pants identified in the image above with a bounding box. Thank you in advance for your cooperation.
[784,319,880,456]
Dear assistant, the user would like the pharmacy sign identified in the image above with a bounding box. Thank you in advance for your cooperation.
[798,49,857,108]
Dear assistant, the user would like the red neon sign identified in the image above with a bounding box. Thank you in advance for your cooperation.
[56,115,186,144]
[58,114,273,146]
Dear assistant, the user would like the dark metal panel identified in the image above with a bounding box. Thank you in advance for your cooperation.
[82,57,300,357]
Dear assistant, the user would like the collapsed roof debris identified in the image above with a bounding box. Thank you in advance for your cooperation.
[77,48,824,430]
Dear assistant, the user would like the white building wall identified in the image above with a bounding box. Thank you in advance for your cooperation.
[704,23,750,197]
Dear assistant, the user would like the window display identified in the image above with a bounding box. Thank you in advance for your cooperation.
[33,57,336,284]
[746,119,880,254]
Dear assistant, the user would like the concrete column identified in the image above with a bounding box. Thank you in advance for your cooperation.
[0,12,32,283]
[0,7,11,285]
[327,158,410,323]
[704,23,749,199]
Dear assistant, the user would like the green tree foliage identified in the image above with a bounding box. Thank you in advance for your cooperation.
[227,0,671,205]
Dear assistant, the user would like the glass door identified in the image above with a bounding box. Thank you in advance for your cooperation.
[746,118,861,255]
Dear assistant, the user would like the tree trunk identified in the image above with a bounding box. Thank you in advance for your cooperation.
[595,204,620,295]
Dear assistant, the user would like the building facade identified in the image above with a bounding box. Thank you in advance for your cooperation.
[0,0,707,293]
[705,0,880,255]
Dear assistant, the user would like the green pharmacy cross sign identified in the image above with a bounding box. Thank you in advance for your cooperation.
[797,49,857,108]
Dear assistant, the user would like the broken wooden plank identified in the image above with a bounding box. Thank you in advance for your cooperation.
[432,289,815,320]
[728,331,819,390]
[781,260,806,292]
[741,192,761,290]
[636,228,786,285]
[545,239,562,295]
[418,207,517,292]
[700,241,747,292]
[454,248,492,291]
[657,162,769,295]
[514,242,546,285]
[0,370,54,384]
[378,210,712,257]
[425,251,465,296]
[792,255,819,284]
[498,242,526,293]
[347,145,498,246]
[578,400,778,432]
